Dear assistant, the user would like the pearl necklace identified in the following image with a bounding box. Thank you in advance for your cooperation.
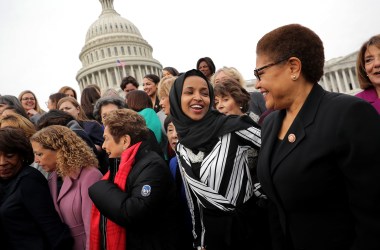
[184,148,205,163]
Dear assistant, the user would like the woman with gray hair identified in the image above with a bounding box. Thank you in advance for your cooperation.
[93,96,126,124]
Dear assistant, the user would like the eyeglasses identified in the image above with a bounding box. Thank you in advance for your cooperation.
[254,58,288,81]
[21,97,35,101]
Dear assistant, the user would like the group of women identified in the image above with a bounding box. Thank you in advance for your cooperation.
[0,23,380,250]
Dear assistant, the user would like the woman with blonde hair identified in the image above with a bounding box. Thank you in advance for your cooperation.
[158,76,177,116]
[211,66,245,87]
[31,125,103,250]
[158,76,178,160]
[0,113,36,138]
[18,90,45,123]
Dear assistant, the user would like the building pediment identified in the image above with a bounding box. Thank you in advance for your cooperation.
[325,51,358,67]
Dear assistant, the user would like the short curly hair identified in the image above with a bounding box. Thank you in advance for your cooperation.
[120,76,139,91]
[30,125,98,177]
[356,34,380,89]
[103,109,148,146]
[214,78,251,113]
[256,24,324,84]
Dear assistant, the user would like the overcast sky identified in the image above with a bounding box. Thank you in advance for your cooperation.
[0,0,379,107]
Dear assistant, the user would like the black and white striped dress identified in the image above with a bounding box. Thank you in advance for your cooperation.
[176,126,264,247]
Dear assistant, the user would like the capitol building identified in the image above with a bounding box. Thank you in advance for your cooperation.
[76,0,361,96]
[320,51,360,95]
[76,0,162,93]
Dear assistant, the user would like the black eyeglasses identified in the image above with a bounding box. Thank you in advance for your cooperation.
[254,58,288,81]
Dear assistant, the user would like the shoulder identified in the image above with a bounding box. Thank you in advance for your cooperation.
[83,120,103,130]
[17,166,48,192]
[80,167,103,179]
[134,144,167,172]
[19,166,46,180]
[77,167,103,189]
[137,150,165,168]
[322,91,373,113]
[355,88,377,101]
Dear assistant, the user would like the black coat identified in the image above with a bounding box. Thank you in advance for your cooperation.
[258,84,380,250]
[0,166,73,250]
[89,140,179,250]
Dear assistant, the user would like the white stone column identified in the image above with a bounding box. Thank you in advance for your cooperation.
[106,68,111,88]
[79,80,83,91]
[334,71,344,93]
[322,75,329,91]
[328,73,338,92]
[114,67,121,88]
[122,65,127,77]
[86,75,90,88]
[100,70,105,89]
[128,65,133,78]
[342,69,350,92]
[348,68,359,89]
[138,65,143,83]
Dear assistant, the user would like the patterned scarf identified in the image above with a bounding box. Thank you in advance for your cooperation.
[90,142,142,250]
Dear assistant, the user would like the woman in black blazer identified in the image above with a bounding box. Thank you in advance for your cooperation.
[254,24,380,250]
[0,127,73,249]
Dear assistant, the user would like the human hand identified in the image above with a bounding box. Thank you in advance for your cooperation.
[27,109,38,116]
